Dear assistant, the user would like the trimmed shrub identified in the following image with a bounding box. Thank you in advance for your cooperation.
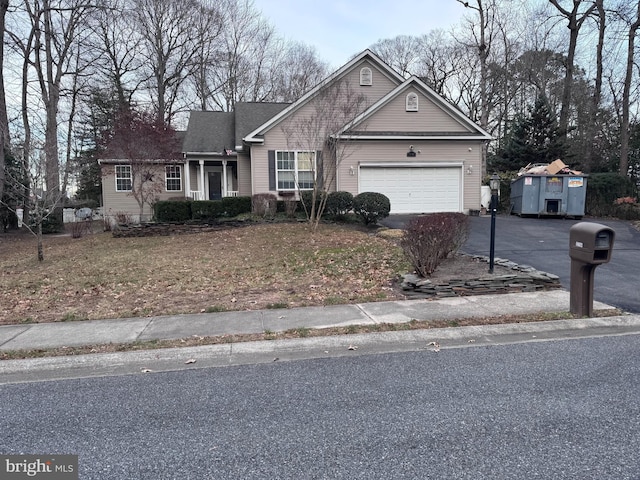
[252,193,278,217]
[400,213,469,277]
[299,190,326,217]
[191,200,225,222]
[326,191,354,216]
[154,200,192,222]
[221,196,251,217]
[586,173,637,217]
[353,192,391,225]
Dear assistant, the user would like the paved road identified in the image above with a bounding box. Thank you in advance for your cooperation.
[1,335,639,479]
[383,215,640,313]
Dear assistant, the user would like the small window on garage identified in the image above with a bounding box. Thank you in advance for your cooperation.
[406,92,419,112]
[360,67,372,86]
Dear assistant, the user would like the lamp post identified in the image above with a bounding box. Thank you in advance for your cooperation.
[489,173,500,274]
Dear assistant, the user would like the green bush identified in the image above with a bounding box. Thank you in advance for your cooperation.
[586,173,637,216]
[299,190,326,217]
[41,207,64,234]
[353,192,391,225]
[191,200,225,222]
[154,200,192,222]
[400,213,469,277]
[326,191,354,216]
[221,196,251,217]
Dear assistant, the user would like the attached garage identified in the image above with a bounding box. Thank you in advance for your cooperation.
[359,164,463,214]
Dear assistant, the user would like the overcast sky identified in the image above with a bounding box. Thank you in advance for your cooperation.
[251,0,469,68]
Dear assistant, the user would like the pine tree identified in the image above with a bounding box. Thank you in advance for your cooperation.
[491,95,567,172]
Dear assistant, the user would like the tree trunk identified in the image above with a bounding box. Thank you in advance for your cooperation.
[549,0,597,139]
[0,0,9,203]
[37,221,44,262]
[620,1,640,177]
[584,0,605,171]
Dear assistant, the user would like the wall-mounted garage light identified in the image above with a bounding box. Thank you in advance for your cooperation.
[407,146,416,157]
[349,166,355,175]
[466,165,473,175]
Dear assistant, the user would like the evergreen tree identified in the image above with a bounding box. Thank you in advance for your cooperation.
[490,95,567,172]
[73,88,132,204]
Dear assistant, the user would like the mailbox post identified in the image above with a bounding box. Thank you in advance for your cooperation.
[569,222,615,317]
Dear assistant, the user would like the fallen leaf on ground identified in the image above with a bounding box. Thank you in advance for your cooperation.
[184,358,196,364]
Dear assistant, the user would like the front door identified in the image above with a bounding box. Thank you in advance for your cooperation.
[208,172,222,200]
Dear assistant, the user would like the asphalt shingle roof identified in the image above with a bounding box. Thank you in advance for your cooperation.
[182,103,290,153]
[182,111,234,153]
[235,102,290,144]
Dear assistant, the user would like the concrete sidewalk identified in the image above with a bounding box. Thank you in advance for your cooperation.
[0,289,627,352]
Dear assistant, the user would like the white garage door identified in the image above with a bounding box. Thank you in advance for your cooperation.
[359,166,462,214]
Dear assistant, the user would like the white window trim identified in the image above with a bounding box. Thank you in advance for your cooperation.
[115,164,132,192]
[276,151,316,191]
[406,92,419,112]
[360,67,372,86]
[165,165,182,192]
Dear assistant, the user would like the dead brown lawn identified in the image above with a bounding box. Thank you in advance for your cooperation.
[0,223,411,325]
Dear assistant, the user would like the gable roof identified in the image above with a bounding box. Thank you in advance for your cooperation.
[234,102,289,150]
[335,76,493,141]
[242,50,406,144]
[183,111,234,153]
[183,104,291,153]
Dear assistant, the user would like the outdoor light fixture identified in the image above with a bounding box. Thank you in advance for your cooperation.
[349,166,355,176]
[407,145,416,157]
[489,173,500,273]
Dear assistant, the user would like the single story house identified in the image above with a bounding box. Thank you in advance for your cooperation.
[100,49,491,223]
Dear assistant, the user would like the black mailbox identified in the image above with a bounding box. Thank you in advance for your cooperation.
[569,222,614,264]
[569,222,615,317]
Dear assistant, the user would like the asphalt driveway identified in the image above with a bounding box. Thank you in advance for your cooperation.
[382,214,640,313]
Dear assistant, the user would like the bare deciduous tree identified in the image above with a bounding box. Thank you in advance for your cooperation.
[133,0,201,123]
[548,0,597,138]
[280,80,368,230]
[369,35,421,78]
[21,0,96,199]
[0,0,9,203]
[617,0,640,176]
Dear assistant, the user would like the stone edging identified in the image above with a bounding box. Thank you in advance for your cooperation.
[401,254,562,299]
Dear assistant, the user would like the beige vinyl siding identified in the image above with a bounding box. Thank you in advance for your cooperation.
[365,89,471,132]
[237,154,252,196]
[250,59,404,195]
[251,144,270,194]
[101,163,186,221]
[343,59,403,107]
[102,168,141,216]
[337,140,482,211]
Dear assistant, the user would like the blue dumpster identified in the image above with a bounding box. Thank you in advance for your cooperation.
[510,174,588,218]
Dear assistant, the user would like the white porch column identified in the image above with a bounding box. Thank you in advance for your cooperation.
[184,159,191,198]
[222,159,228,197]
[199,160,205,200]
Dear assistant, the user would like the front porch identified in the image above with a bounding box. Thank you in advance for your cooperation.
[186,158,239,200]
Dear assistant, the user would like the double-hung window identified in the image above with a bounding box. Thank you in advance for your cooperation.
[276,151,316,190]
[165,165,182,191]
[115,165,132,192]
